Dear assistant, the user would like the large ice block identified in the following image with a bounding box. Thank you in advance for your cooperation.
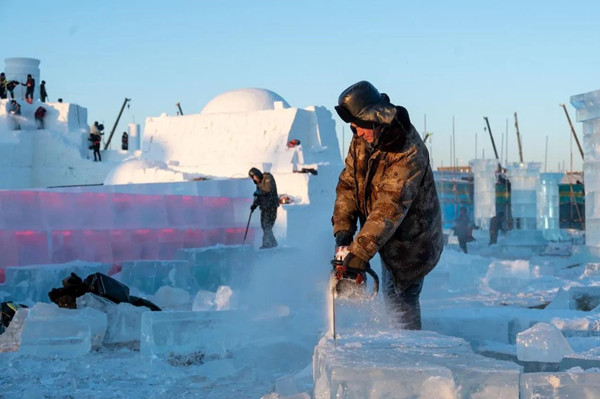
[313,331,521,399]
[0,308,28,352]
[536,173,563,239]
[173,245,254,291]
[521,371,600,398]
[19,303,96,357]
[140,310,245,362]
[120,259,190,295]
[5,260,111,303]
[517,322,574,363]
[507,162,541,230]
[77,293,150,345]
[151,286,191,310]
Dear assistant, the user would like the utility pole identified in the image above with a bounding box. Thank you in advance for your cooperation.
[483,116,501,172]
[104,98,131,150]
[514,112,524,163]
[560,104,584,160]
[176,102,184,116]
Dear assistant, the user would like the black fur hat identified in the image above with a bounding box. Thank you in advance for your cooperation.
[335,81,398,128]
[248,167,263,181]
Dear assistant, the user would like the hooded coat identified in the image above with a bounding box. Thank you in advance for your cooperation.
[332,112,443,289]
[254,172,279,210]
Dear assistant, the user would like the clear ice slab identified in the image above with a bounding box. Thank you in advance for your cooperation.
[313,330,521,399]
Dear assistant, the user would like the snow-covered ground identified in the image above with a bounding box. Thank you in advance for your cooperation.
[2,222,600,398]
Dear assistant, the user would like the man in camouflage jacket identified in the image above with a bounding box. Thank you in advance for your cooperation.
[332,81,443,329]
[249,167,279,249]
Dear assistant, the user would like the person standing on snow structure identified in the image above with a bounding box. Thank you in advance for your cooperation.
[34,106,47,129]
[8,100,21,130]
[22,74,35,103]
[452,206,475,253]
[331,81,443,330]
[6,80,19,99]
[89,121,103,162]
[0,73,7,99]
[121,132,128,150]
[40,80,48,102]
[249,167,279,249]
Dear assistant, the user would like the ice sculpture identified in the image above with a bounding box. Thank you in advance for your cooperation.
[469,159,497,229]
[507,162,541,230]
[571,89,600,249]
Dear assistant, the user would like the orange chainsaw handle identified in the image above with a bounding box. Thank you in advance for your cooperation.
[330,259,379,296]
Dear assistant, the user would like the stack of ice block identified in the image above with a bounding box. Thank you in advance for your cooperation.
[313,330,521,399]
[507,162,541,230]
[469,159,497,229]
[120,260,190,295]
[536,172,563,240]
[572,89,600,249]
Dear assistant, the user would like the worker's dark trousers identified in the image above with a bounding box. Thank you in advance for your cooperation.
[93,145,101,162]
[381,265,424,330]
[260,207,278,248]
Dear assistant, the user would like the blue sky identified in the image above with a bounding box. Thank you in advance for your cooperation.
[4,0,599,171]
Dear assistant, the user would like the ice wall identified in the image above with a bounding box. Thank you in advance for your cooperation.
[507,162,541,230]
[571,89,600,249]
[0,179,258,282]
[536,172,563,240]
[469,159,497,229]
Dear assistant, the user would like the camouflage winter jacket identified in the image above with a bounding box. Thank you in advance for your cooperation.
[254,172,279,210]
[332,120,443,289]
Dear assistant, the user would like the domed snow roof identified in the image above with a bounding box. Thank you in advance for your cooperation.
[200,88,290,115]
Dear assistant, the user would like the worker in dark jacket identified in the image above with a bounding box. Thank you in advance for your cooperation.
[22,74,35,103]
[249,167,279,249]
[452,207,475,253]
[332,81,443,330]
[40,80,48,102]
[0,73,6,99]
[6,80,19,99]
[489,210,505,245]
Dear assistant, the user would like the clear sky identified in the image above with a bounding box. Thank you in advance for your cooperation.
[4,0,599,171]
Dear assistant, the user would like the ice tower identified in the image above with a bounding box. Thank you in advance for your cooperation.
[571,89,600,249]
[507,162,541,230]
[469,159,497,229]
[4,57,41,101]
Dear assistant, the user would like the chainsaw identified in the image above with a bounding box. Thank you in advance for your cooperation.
[329,258,379,343]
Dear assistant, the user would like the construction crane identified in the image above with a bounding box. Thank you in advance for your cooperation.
[514,112,524,163]
[104,98,131,150]
[560,104,584,160]
[483,116,502,172]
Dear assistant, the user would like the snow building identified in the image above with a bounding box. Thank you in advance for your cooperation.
[0,65,342,274]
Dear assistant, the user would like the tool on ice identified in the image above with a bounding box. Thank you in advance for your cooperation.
[243,207,255,244]
[329,258,379,344]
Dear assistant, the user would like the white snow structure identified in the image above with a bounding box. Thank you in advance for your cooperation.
[469,159,497,229]
[571,89,600,250]
[4,57,40,100]
[537,172,563,240]
[507,162,541,230]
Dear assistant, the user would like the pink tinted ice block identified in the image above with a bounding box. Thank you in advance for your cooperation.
[82,230,113,263]
[157,228,184,259]
[134,194,168,228]
[131,228,159,260]
[51,230,85,263]
[110,229,133,262]
[204,197,233,227]
[0,229,19,268]
[111,193,138,229]
[0,191,44,230]
[15,230,50,266]
[76,192,113,229]
[224,227,252,245]
[204,228,225,246]
[40,192,78,230]
[183,228,205,248]
[164,195,201,227]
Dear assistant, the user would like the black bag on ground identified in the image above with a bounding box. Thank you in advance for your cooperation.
[1,302,28,333]
[48,272,89,309]
[83,272,131,304]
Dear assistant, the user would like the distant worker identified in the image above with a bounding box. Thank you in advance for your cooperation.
[452,207,475,254]
[89,121,103,162]
[34,106,47,129]
[0,73,6,99]
[57,98,63,103]
[22,74,35,103]
[249,167,279,249]
[121,132,128,150]
[489,210,506,245]
[6,80,19,99]
[40,80,48,102]
[8,100,21,130]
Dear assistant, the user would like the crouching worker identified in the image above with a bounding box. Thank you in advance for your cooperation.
[331,81,443,330]
[249,167,279,249]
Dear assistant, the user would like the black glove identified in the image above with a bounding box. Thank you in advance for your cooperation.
[250,203,258,211]
[343,252,369,272]
[335,230,353,247]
